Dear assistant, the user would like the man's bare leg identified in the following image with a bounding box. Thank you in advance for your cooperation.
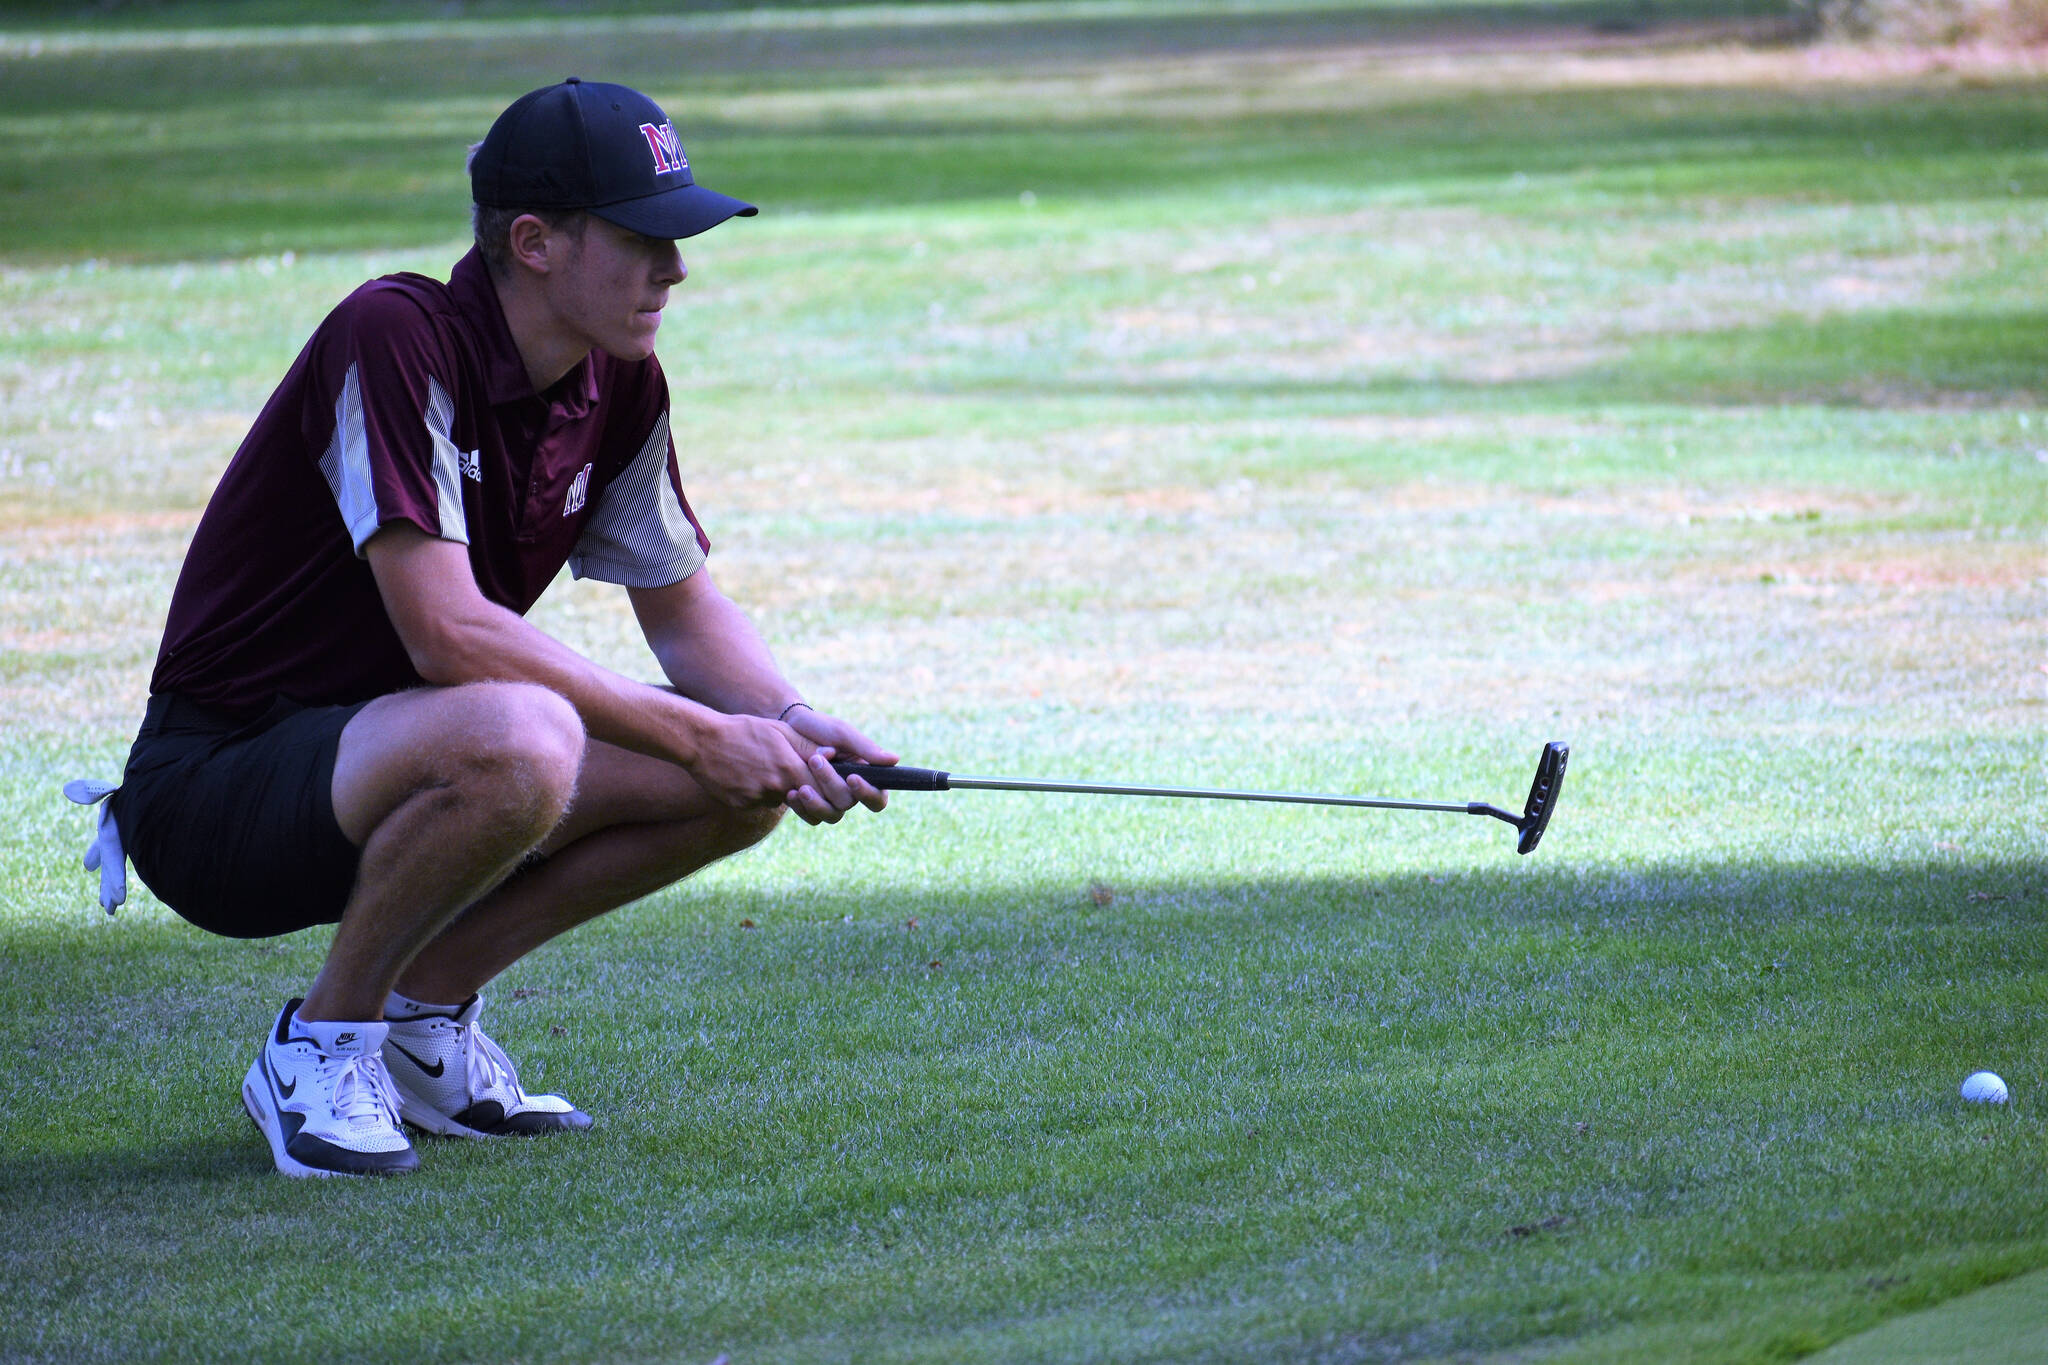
[391,740,783,1003]
[349,736,784,1139]
[303,683,787,1016]
[298,681,588,1022]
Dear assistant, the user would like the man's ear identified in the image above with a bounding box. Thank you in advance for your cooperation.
[506,213,557,275]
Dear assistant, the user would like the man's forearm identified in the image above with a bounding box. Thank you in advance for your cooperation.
[412,595,725,768]
[364,526,823,811]
[630,572,802,719]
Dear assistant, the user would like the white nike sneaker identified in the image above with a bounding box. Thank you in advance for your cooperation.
[382,994,592,1138]
[241,1001,419,1178]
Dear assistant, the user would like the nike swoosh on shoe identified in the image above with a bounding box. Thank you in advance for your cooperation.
[387,1041,446,1079]
[265,1054,298,1101]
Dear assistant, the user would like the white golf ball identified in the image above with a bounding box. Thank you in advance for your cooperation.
[1960,1071,2009,1105]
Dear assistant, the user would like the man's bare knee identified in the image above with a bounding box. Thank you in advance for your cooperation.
[336,682,586,846]
[633,804,780,889]
[452,683,584,827]
[470,684,583,778]
[710,803,783,854]
[684,802,786,855]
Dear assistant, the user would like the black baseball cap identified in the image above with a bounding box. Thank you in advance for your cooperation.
[471,78,756,240]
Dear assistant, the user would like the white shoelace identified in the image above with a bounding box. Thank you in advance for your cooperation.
[323,1051,404,1129]
[458,1022,523,1105]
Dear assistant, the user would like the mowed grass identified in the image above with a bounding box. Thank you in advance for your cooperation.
[2,5,2045,1363]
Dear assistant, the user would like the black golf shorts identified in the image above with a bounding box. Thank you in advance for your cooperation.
[111,693,371,939]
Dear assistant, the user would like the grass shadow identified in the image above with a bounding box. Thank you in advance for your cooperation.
[0,852,2041,1360]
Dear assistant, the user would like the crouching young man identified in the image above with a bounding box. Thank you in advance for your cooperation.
[107,78,894,1177]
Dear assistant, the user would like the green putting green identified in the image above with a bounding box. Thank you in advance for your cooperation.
[1807,1269,2048,1365]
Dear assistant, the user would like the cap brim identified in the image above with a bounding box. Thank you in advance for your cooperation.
[591,184,758,240]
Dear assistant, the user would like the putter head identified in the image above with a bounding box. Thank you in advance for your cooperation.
[1514,742,1569,855]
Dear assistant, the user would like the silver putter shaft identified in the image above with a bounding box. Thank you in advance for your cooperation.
[833,741,1568,855]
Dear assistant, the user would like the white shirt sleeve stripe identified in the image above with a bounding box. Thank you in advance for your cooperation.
[315,362,470,556]
[424,377,471,546]
[567,410,706,587]
[317,362,381,554]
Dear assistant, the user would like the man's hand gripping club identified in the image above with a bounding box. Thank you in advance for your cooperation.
[695,705,896,825]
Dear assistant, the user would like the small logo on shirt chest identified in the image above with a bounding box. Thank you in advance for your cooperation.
[564,462,593,516]
[459,449,482,482]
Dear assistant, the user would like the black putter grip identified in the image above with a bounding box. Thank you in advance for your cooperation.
[831,761,951,792]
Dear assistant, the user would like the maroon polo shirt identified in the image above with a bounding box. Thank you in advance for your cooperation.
[150,248,711,720]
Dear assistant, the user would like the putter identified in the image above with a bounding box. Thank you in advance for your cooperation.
[834,740,1568,855]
